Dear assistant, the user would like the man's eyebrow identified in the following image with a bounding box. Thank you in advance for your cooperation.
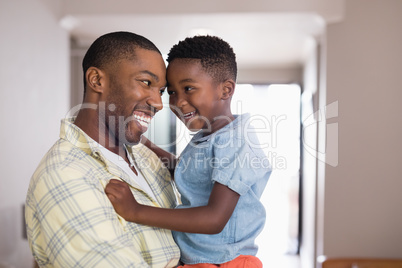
[140,70,159,82]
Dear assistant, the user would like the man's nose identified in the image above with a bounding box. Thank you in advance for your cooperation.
[147,90,163,113]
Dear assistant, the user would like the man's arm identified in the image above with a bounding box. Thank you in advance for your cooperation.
[106,179,240,234]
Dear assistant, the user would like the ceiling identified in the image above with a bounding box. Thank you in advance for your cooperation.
[59,0,344,69]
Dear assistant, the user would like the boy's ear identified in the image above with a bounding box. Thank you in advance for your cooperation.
[221,79,236,100]
[86,67,105,94]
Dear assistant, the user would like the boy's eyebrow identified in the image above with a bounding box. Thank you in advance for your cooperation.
[166,78,197,87]
[166,78,195,87]
[178,78,196,83]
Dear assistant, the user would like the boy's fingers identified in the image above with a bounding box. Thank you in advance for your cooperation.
[105,183,118,194]
[109,179,121,184]
[105,186,112,195]
[108,179,129,189]
[106,193,116,201]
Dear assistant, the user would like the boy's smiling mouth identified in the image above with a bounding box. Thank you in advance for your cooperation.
[183,111,196,120]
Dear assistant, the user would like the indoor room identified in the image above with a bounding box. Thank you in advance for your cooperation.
[1,0,401,267]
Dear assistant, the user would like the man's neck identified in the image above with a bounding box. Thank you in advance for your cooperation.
[74,108,127,160]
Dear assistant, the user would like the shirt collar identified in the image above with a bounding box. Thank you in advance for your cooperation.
[60,117,102,157]
[191,113,250,143]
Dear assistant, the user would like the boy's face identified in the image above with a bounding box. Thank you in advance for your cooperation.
[167,59,227,133]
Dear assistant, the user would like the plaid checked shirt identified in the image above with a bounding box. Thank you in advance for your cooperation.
[25,118,181,268]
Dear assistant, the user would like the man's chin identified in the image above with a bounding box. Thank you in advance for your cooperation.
[119,128,142,145]
[125,134,143,145]
[123,122,147,144]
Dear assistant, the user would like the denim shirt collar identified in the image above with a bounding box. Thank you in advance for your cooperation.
[191,113,250,144]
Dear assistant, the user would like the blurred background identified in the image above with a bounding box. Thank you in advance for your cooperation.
[1,0,401,267]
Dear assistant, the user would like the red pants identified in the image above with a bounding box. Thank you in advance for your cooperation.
[177,255,262,268]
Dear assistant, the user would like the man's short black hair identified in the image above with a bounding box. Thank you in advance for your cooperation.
[166,35,237,83]
[82,31,161,94]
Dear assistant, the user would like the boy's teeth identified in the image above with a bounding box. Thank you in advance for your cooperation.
[183,111,195,119]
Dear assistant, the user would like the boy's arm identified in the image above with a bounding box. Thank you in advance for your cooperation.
[106,179,240,234]
[141,136,177,176]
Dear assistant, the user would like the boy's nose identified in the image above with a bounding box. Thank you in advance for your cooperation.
[175,95,188,109]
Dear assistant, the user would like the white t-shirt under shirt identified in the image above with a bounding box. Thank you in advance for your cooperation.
[98,143,156,201]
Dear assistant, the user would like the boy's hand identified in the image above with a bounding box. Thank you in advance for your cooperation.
[105,179,140,221]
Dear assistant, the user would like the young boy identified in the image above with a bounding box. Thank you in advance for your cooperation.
[105,35,271,267]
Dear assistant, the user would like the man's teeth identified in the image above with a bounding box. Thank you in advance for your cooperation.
[134,114,151,127]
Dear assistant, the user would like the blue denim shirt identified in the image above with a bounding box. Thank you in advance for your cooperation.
[173,113,272,264]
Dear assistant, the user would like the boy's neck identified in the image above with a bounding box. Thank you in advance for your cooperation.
[203,112,235,136]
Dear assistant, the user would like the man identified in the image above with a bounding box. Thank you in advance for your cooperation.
[25,32,180,267]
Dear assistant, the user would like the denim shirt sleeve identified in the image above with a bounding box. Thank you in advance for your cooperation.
[210,134,265,196]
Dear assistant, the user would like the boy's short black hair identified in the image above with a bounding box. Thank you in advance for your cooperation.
[82,31,161,94]
[167,35,237,83]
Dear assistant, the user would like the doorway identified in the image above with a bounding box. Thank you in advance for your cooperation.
[231,84,301,266]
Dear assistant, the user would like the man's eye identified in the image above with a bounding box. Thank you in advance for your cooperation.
[142,80,151,86]
[159,88,165,96]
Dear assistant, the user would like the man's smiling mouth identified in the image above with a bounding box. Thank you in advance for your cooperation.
[133,111,152,128]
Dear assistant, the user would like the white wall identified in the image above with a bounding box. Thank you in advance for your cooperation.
[0,0,69,267]
[238,66,303,85]
[323,0,402,259]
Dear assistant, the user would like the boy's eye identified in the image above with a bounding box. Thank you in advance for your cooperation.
[184,86,194,92]
[167,90,175,95]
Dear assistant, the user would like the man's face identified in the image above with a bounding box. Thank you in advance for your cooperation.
[167,59,225,134]
[103,48,166,145]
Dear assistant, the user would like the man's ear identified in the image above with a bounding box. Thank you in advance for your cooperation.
[86,67,105,94]
[221,79,236,100]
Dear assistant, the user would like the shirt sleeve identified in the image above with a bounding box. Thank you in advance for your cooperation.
[210,135,269,196]
[26,169,150,268]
